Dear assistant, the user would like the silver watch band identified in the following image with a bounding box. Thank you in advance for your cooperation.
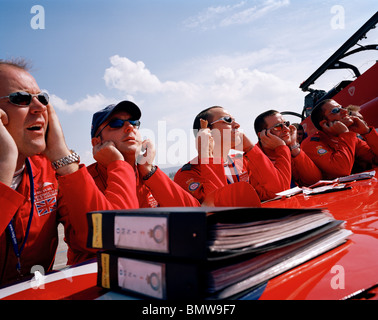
[51,151,80,170]
[290,143,300,151]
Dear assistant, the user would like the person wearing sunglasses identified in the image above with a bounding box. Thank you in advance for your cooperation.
[89,100,199,206]
[301,99,378,180]
[174,106,293,206]
[65,101,200,263]
[254,110,321,187]
[0,59,116,284]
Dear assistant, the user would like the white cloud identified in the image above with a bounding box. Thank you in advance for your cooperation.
[104,55,161,93]
[50,52,304,166]
[184,0,290,30]
[222,0,290,26]
[183,1,246,29]
[103,55,199,98]
[50,93,115,113]
[52,51,301,122]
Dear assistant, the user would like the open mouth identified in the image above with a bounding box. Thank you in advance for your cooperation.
[27,124,43,131]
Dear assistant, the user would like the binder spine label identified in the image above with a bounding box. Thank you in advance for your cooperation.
[114,216,169,253]
[92,213,103,248]
[101,253,110,289]
[118,257,166,299]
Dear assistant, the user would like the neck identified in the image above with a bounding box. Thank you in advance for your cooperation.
[124,154,137,168]
[16,156,27,172]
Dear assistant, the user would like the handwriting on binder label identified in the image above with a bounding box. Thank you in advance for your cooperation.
[114,216,168,252]
[118,257,165,299]
[92,213,103,248]
[101,253,111,289]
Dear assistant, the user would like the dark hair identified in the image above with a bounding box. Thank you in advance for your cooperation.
[192,106,223,136]
[253,109,279,135]
[292,123,304,131]
[310,99,333,130]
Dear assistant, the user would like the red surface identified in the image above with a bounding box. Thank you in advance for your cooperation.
[332,63,378,109]
[261,171,378,300]
[1,272,97,300]
[1,173,377,300]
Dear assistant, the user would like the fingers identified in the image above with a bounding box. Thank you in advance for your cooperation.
[200,119,208,129]
[0,109,9,126]
[137,139,156,165]
[260,129,285,149]
[93,140,124,166]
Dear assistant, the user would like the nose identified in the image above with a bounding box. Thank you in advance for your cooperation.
[123,121,135,133]
[232,120,240,129]
[29,96,47,114]
[282,123,290,132]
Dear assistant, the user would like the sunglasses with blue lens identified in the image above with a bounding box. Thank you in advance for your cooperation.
[330,107,342,114]
[96,118,141,137]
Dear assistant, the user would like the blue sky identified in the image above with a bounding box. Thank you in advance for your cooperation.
[1,0,377,167]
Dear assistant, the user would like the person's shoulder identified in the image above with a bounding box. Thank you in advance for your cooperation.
[181,163,193,171]
[175,160,200,179]
[301,131,322,145]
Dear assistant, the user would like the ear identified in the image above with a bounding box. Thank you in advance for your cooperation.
[91,136,101,147]
[319,119,328,129]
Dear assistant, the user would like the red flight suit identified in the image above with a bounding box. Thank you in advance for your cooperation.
[63,160,200,264]
[256,144,322,187]
[174,145,292,205]
[0,155,100,285]
[301,127,378,180]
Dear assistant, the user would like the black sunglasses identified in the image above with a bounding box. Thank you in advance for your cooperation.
[96,118,141,137]
[267,121,290,131]
[0,91,49,106]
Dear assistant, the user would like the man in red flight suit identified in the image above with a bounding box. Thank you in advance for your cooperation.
[254,110,322,187]
[174,106,292,205]
[89,101,200,208]
[0,60,117,284]
[301,99,378,180]
[65,101,200,263]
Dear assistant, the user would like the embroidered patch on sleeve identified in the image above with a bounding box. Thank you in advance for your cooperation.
[188,182,200,191]
[316,146,328,155]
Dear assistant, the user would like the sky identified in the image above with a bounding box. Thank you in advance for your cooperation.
[1,0,377,168]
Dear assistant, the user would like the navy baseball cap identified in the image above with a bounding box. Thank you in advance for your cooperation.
[91,101,142,138]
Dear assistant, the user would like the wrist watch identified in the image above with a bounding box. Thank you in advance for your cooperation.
[143,165,157,180]
[51,151,80,170]
[290,143,300,151]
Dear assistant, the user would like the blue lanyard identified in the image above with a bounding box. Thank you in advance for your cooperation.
[226,155,240,184]
[7,158,34,276]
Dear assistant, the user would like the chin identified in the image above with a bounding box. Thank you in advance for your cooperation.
[24,143,46,157]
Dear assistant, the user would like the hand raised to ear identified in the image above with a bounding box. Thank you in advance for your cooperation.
[196,119,214,159]
[137,139,156,177]
[0,108,18,186]
[348,116,370,135]
[92,139,124,167]
[320,120,348,136]
[259,129,286,150]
